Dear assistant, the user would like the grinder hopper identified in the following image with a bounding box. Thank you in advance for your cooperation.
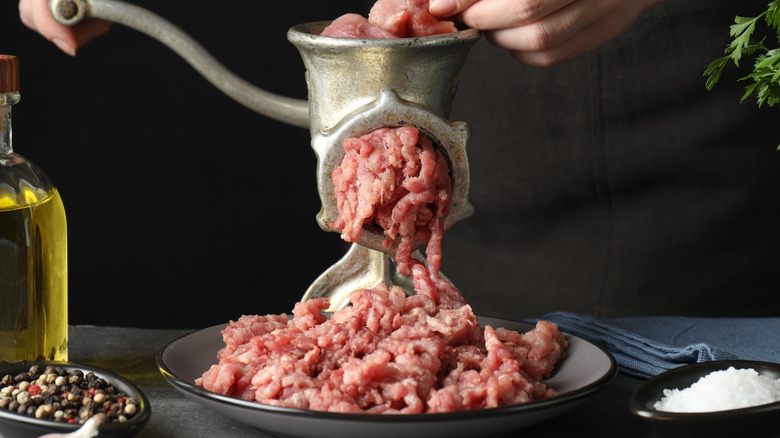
[50,0,480,308]
[287,21,477,255]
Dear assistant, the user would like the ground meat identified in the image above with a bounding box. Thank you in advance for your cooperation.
[321,0,457,38]
[196,124,569,415]
[330,126,451,276]
[197,285,568,413]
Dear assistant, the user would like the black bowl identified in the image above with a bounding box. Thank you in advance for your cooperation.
[629,360,780,438]
[0,361,150,438]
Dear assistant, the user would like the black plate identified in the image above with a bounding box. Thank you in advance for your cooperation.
[156,316,616,438]
[629,360,780,437]
[0,361,151,438]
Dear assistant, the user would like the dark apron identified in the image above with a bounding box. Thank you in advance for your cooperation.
[440,0,780,318]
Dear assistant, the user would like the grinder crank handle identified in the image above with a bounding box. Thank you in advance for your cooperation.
[49,0,310,129]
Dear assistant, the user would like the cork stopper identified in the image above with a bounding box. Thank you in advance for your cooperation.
[0,55,20,93]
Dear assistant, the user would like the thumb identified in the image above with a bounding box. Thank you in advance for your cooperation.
[429,0,482,17]
[19,0,79,55]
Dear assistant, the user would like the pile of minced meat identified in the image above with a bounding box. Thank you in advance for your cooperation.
[196,0,569,414]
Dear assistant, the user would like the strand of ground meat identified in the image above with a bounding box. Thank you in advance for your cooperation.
[330,126,451,278]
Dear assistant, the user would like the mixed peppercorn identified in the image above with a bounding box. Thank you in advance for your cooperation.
[0,364,139,424]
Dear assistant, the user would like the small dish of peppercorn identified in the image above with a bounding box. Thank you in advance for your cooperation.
[0,361,150,438]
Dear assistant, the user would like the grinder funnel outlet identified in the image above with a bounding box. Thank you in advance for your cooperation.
[287,23,480,256]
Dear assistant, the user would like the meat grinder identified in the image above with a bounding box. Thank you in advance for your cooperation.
[50,0,480,309]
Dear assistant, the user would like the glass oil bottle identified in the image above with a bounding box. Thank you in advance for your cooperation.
[0,55,68,362]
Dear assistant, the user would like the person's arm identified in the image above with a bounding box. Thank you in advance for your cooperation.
[430,0,664,66]
[19,0,111,56]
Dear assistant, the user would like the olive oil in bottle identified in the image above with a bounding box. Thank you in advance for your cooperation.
[0,55,68,363]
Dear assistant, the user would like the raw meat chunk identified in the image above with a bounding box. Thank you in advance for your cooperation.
[197,285,568,413]
[330,126,451,277]
[321,0,457,38]
[320,13,396,38]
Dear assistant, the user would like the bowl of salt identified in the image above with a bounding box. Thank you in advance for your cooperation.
[629,360,780,437]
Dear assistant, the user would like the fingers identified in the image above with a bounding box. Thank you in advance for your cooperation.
[72,19,112,48]
[20,0,78,55]
[483,3,601,54]
[429,0,482,18]
[18,0,111,56]
[499,14,623,66]
[513,0,657,66]
[452,0,662,66]
[456,0,578,30]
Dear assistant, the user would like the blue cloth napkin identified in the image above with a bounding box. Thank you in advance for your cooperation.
[524,312,780,379]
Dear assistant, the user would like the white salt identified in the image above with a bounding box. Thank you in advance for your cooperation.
[653,367,780,413]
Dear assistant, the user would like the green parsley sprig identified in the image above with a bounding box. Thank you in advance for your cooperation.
[704,1,780,148]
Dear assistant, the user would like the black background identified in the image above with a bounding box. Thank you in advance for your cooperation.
[0,1,382,328]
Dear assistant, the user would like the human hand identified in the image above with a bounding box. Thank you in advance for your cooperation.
[429,0,662,66]
[19,0,111,56]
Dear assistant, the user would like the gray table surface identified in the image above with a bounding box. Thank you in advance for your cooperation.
[67,325,776,438]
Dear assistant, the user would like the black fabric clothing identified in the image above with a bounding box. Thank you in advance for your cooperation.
[442,0,780,318]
